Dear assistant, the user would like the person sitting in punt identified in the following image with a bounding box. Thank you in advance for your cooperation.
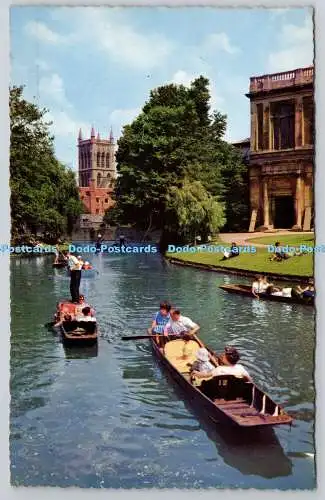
[294,280,314,299]
[149,301,171,334]
[83,261,92,270]
[189,348,214,373]
[54,313,72,328]
[192,346,252,382]
[163,308,200,338]
[76,306,96,322]
[75,295,95,316]
[252,275,260,297]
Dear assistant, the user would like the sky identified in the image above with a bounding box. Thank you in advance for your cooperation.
[10,6,314,171]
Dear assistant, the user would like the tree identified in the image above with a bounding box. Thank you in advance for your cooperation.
[107,76,248,249]
[10,86,83,243]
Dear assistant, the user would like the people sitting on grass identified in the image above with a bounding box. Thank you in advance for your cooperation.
[269,242,289,261]
[149,301,171,334]
[192,346,252,382]
[222,242,239,260]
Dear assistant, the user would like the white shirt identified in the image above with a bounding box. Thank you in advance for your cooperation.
[252,281,261,293]
[76,315,96,322]
[68,255,83,271]
[165,315,197,335]
[211,363,251,379]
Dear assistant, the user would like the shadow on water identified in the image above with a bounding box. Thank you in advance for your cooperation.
[123,354,293,480]
[63,344,98,359]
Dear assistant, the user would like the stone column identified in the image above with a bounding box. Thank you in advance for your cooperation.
[263,103,270,151]
[263,178,270,227]
[294,175,303,229]
[250,102,257,151]
[295,96,303,148]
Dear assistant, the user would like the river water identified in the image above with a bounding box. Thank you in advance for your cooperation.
[10,250,315,489]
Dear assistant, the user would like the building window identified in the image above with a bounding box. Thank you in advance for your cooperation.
[86,191,90,196]
[96,197,99,203]
[105,198,108,203]
[97,172,101,187]
[271,100,295,150]
[96,209,99,214]
[97,152,100,168]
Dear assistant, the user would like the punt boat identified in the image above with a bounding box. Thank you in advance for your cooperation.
[53,301,98,347]
[150,334,293,428]
[220,284,314,306]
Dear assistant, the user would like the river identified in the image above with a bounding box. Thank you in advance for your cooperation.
[10,249,315,489]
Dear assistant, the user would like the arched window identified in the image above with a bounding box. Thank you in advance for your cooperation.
[97,152,101,168]
[106,153,110,169]
[101,152,105,169]
[97,172,102,187]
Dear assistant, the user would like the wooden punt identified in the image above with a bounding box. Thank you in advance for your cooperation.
[151,334,293,428]
[220,284,314,306]
[54,301,98,347]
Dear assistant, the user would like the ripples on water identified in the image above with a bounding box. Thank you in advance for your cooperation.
[10,253,315,488]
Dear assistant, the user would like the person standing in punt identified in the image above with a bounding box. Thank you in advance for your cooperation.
[65,251,83,303]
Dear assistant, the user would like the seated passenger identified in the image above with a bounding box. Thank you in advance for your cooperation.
[75,295,95,316]
[190,348,214,373]
[150,301,171,334]
[76,306,96,322]
[164,308,200,337]
[252,275,262,298]
[192,346,252,382]
[83,261,92,270]
[54,313,72,328]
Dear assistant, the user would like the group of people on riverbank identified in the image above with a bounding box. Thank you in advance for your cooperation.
[251,275,314,300]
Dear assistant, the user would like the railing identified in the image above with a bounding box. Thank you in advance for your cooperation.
[250,66,314,92]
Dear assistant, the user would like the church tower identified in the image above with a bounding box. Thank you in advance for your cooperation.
[78,126,117,215]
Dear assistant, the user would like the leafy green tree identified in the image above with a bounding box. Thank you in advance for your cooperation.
[107,76,248,249]
[10,86,83,243]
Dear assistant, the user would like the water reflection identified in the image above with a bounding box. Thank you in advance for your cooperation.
[63,345,98,359]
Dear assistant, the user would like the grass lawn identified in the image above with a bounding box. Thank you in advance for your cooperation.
[166,246,313,277]
[246,233,314,247]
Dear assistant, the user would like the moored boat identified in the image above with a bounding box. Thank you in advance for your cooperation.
[149,334,293,428]
[220,284,314,305]
[54,301,98,347]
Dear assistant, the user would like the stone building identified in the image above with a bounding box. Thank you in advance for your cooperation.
[78,127,117,216]
[246,66,314,231]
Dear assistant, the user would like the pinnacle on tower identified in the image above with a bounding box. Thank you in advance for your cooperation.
[97,131,100,140]
[78,128,83,141]
[109,126,114,142]
[91,126,95,138]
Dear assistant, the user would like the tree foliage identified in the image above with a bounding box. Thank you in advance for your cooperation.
[10,86,83,243]
[106,76,248,247]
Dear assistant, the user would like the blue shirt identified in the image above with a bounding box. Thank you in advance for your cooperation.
[152,311,170,333]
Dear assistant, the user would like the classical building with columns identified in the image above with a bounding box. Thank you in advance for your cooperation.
[246,65,314,232]
[78,127,117,216]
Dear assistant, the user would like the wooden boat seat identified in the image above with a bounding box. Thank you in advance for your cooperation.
[62,320,97,334]
[200,375,251,401]
[164,339,200,374]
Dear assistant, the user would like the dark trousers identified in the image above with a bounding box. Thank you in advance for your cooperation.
[70,270,81,302]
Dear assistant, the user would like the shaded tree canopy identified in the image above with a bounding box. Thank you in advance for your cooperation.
[10,86,83,243]
[104,76,248,247]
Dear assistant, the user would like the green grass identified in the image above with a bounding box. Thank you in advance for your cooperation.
[246,233,314,247]
[166,246,313,277]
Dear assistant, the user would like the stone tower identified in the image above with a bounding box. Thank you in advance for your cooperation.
[78,126,117,188]
[78,126,117,216]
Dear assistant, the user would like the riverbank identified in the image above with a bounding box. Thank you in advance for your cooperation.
[165,234,314,282]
